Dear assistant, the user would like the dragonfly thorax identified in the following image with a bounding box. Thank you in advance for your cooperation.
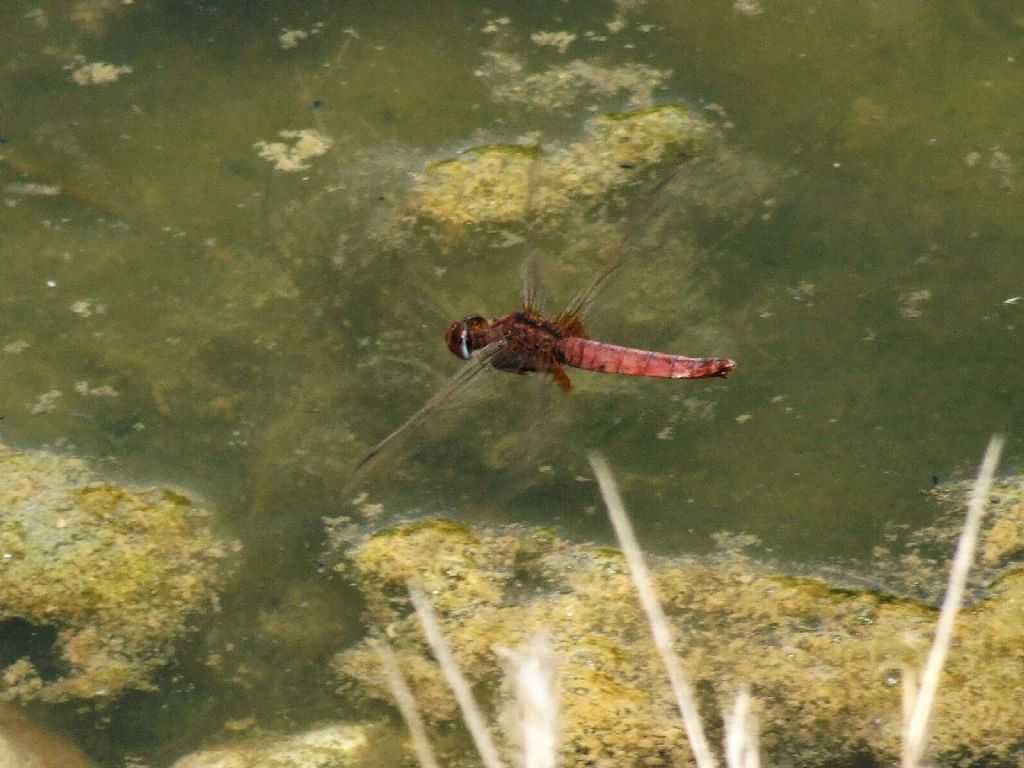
[444,315,491,360]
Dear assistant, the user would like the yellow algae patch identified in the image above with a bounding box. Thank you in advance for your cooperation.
[479,52,671,110]
[412,144,540,228]
[254,129,333,172]
[68,59,133,86]
[278,28,309,49]
[975,481,1024,564]
[331,514,1024,767]
[346,519,513,616]
[171,723,379,768]
[0,443,232,702]
[279,22,324,50]
[529,31,577,54]
[872,473,1024,603]
[410,105,706,227]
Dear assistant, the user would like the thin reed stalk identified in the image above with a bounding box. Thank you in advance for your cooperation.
[409,585,507,768]
[506,633,559,768]
[724,687,760,768]
[901,434,1004,768]
[589,452,718,768]
[370,638,441,768]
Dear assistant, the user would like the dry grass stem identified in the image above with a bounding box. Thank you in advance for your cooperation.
[507,633,559,768]
[589,452,719,768]
[409,585,507,768]
[901,666,917,732]
[724,687,760,768]
[901,434,1004,768]
[371,638,441,768]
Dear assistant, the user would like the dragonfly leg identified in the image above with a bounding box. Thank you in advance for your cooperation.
[547,359,573,393]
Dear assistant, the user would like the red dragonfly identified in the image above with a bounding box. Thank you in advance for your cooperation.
[356,168,736,473]
[445,307,734,394]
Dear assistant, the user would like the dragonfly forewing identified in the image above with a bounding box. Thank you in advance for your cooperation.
[560,160,691,322]
[354,339,508,479]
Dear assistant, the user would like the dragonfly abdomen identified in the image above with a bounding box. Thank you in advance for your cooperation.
[558,337,735,380]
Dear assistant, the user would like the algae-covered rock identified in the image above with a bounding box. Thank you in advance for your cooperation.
[330,513,1024,768]
[411,105,706,227]
[934,473,1024,572]
[170,722,380,768]
[867,473,1024,606]
[0,443,232,703]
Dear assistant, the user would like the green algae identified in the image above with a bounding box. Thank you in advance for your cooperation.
[330,513,1024,767]
[0,443,232,703]
[410,105,707,227]
[366,517,477,542]
[866,474,1024,607]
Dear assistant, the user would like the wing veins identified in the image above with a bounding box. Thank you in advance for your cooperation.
[354,340,507,476]
[519,148,544,314]
[559,160,690,323]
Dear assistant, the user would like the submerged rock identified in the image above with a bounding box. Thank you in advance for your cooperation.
[411,105,707,227]
[329,505,1024,767]
[0,443,232,703]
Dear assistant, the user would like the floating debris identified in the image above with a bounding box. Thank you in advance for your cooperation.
[279,28,309,49]
[479,52,671,110]
[69,299,106,318]
[529,30,577,54]
[67,60,133,86]
[279,22,324,50]
[26,390,62,416]
[4,182,61,196]
[899,288,932,318]
[254,129,333,172]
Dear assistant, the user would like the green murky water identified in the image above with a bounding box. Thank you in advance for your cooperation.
[1,1,1021,764]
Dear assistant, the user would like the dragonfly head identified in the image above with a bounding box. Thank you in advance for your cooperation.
[445,315,489,360]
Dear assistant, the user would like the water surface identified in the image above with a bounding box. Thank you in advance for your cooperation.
[0,1,1021,764]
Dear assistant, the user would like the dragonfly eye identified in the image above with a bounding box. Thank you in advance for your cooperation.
[445,315,488,360]
[444,318,472,360]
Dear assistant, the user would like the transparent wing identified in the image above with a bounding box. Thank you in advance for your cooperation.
[559,160,690,324]
[353,340,507,479]
[519,148,545,314]
[520,247,542,316]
